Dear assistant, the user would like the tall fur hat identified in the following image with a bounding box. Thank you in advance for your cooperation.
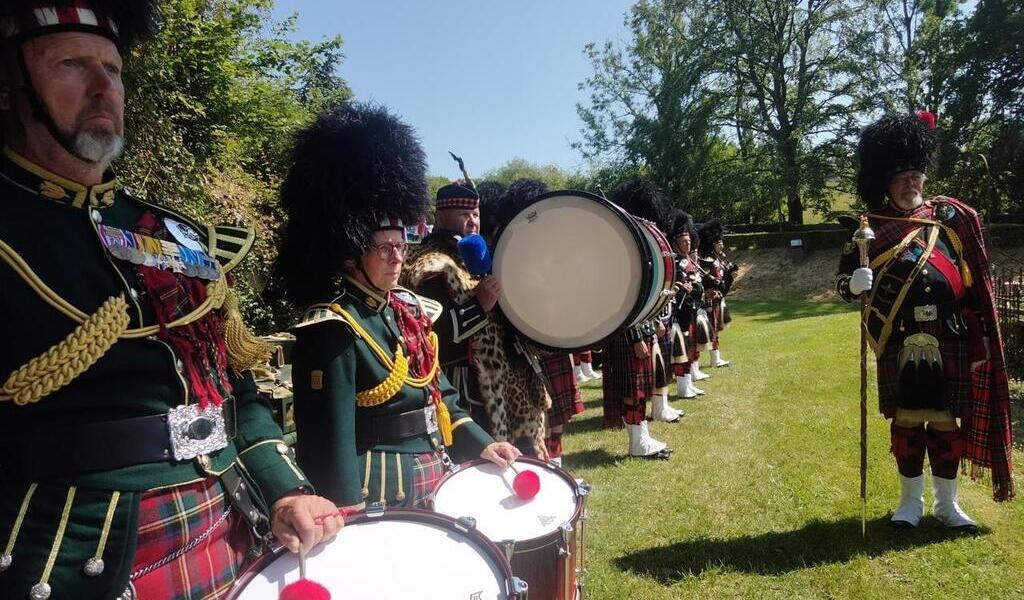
[275,102,429,306]
[0,0,160,50]
[611,177,672,232]
[492,178,549,236]
[856,111,937,210]
[668,209,699,247]
[476,179,508,239]
[697,219,723,257]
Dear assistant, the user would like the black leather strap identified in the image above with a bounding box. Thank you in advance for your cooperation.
[356,407,432,451]
[0,398,235,481]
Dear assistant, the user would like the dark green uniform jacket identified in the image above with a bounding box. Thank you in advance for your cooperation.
[0,149,307,599]
[291,275,493,508]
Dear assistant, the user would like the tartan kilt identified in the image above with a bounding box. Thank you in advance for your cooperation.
[410,451,446,507]
[541,353,583,428]
[602,333,654,428]
[130,477,255,600]
[877,322,971,419]
[708,294,723,338]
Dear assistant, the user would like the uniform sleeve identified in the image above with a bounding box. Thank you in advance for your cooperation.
[290,322,364,507]
[835,241,861,302]
[438,370,493,460]
[417,275,489,353]
[231,369,309,507]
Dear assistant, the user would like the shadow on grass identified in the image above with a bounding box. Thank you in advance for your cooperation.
[563,448,620,470]
[730,299,857,323]
[568,413,611,434]
[615,516,989,581]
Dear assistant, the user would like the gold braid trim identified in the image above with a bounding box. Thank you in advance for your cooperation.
[1,295,130,405]
[356,345,410,407]
[222,289,273,373]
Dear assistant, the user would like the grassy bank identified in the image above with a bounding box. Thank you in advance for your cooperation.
[563,299,1024,599]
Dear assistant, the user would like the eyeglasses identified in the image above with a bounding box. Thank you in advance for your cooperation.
[370,241,409,258]
[892,171,926,186]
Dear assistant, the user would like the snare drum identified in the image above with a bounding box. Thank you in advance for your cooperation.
[492,190,676,351]
[432,457,589,600]
[228,509,527,600]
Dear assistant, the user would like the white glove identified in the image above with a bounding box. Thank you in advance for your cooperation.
[849,267,873,295]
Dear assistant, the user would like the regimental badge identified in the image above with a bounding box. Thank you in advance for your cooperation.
[935,203,956,222]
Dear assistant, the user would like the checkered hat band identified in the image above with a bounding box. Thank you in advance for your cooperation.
[436,198,480,210]
[3,3,118,40]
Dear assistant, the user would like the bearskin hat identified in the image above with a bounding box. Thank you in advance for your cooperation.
[492,178,549,237]
[0,0,160,51]
[476,180,508,239]
[275,102,429,306]
[856,112,937,210]
[611,177,672,232]
[668,209,699,248]
[698,219,723,257]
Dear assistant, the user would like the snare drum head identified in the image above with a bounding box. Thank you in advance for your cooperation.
[493,191,642,349]
[433,461,579,542]
[231,516,510,600]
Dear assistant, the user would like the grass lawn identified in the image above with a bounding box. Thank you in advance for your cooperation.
[563,299,1024,599]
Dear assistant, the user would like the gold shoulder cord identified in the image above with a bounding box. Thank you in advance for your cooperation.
[0,239,235,404]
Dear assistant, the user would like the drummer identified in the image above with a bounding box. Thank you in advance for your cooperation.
[275,103,520,509]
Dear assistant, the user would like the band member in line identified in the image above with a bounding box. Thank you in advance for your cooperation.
[836,111,1014,530]
[698,219,736,368]
[0,3,339,598]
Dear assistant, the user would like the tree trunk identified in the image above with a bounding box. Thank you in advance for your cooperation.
[780,138,803,224]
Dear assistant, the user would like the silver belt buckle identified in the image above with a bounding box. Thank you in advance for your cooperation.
[913,304,938,322]
[167,404,229,461]
[424,405,439,434]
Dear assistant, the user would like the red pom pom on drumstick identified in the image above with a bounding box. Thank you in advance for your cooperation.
[510,463,541,500]
[279,579,331,600]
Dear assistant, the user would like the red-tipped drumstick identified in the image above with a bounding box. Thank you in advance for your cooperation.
[509,462,541,500]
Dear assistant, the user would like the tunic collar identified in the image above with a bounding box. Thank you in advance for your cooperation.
[342,274,390,313]
[0,147,120,209]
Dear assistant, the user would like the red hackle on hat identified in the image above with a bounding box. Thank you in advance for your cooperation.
[916,110,937,130]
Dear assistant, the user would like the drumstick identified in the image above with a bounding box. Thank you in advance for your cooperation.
[299,544,307,580]
[507,461,541,500]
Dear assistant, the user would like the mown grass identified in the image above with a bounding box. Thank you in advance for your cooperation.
[563,299,1024,599]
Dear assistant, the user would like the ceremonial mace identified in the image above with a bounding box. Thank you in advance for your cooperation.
[853,215,875,538]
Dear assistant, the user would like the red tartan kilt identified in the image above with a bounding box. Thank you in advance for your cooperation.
[602,334,654,427]
[131,477,255,600]
[708,296,723,338]
[541,353,583,428]
[876,323,971,419]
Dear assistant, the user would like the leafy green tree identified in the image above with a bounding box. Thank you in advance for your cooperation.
[119,0,350,332]
[482,158,571,190]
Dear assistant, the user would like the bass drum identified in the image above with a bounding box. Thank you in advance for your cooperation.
[492,190,675,352]
[227,509,527,600]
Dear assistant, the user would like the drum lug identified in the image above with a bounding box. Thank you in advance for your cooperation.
[575,480,591,497]
[365,502,386,518]
[558,522,573,557]
[457,516,478,531]
[511,576,529,599]
[500,539,517,563]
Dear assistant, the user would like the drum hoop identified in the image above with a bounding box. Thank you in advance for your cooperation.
[638,220,678,320]
[430,456,586,549]
[491,189,655,353]
[226,509,517,599]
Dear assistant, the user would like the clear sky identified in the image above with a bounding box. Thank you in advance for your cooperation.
[270,1,635,180]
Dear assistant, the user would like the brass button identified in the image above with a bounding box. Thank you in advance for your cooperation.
[921,269,929,276]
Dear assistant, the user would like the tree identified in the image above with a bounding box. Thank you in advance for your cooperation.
[575,0,724,215]
[120,0,351,332]
[715,0,873,223]
[482,158,571,190]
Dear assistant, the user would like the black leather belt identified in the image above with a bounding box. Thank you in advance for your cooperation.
[0,398,236,481]
[356,406,436,451]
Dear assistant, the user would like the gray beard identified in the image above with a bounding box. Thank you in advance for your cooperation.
[71,130,123,169]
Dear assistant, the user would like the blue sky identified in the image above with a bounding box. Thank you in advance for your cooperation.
[270,1,635,179]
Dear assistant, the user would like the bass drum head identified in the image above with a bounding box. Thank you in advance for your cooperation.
[229,511,513,600]
[493,190,645,351]
[432,458,581,543]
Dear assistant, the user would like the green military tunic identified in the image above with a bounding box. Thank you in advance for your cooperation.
[291,275,494,508]
[0,148,307,599]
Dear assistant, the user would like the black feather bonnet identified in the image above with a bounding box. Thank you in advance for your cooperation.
[275,102,429,306]
[856,112,937,210]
